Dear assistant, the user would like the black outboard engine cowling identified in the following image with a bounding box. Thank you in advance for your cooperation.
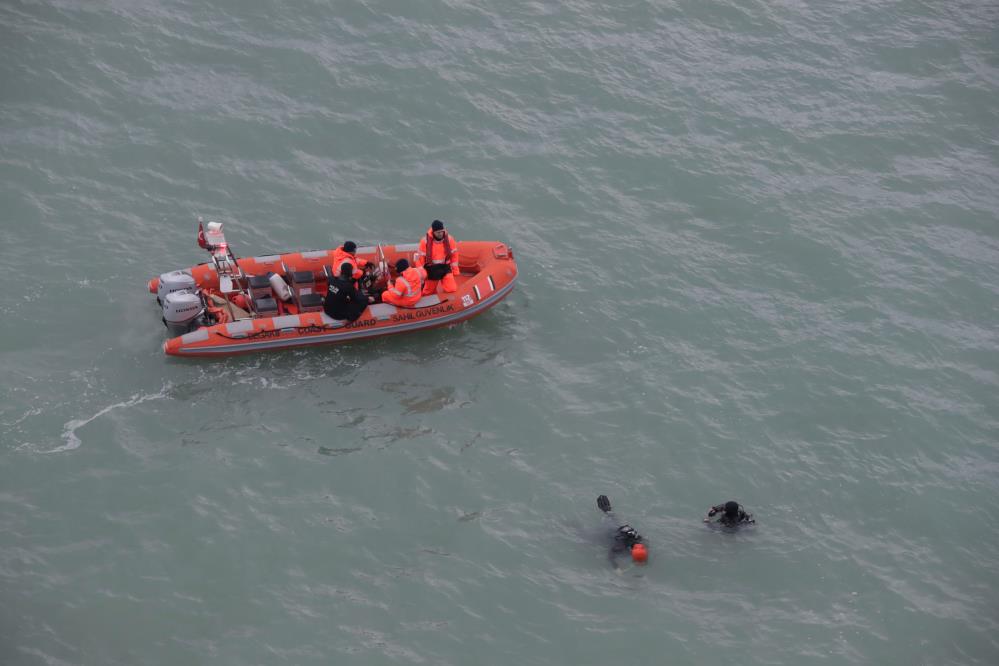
[162,289,206,336]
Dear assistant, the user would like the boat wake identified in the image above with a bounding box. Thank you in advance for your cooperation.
[47,385,173,454]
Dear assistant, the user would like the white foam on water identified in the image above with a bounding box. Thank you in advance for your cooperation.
[47,385,172,454]
[2,406,44,428]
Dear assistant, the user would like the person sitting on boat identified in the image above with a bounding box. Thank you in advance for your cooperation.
[597,495,648,569]
[331,241,368,280]
[381,258,426,308]
[703,500,755,527]
[416,219,459,295]
[324,262,373,321]
[358,263,387,302]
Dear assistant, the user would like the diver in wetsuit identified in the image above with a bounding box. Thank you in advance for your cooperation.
[324,262,373,322]
[703,500,755,527]
[597,495,647,568]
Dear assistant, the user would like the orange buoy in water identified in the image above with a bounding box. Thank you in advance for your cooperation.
[631,543,648,564]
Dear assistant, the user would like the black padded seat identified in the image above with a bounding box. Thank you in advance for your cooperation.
[297,293,325,312]
[247,274,271,289]
[290,270,315,285]
[253,296,278,315]
[247,274,273,300]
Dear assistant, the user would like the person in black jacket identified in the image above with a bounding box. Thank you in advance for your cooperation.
[324,262,373,321]
[704,501,755,527]
[596,495,648,568]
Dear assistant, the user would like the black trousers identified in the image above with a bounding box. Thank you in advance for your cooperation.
[324,297,367,322]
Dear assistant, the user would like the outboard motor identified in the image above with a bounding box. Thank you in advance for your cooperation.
[157,270,196,304]
[162,289,206,337]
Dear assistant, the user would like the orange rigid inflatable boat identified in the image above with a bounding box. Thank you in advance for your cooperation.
[147,222,518,357]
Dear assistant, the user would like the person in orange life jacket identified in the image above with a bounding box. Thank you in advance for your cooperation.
[331,241,368,281]
[416,220,459,295]
[324,262,373,321]
[381,258,427,308]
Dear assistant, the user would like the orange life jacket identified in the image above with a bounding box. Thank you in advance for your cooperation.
[418,228,457,268]
[390,266,426,299]
[331,247,367,279]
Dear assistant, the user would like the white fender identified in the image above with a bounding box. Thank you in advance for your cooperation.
[269,273,293,302]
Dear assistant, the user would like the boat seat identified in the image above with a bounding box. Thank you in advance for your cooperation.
[297,293,325,313]
[252,296,278,315]
[246,274,272,300]
[289,270,315,286]
[285,269,321,311]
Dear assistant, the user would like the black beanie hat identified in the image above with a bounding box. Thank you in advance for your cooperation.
[395,258,409,273]
[343,241,357,253]
[431,220,444,231]
[724,501,740,516]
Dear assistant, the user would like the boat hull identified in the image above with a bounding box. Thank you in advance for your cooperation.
[149,241,517,357]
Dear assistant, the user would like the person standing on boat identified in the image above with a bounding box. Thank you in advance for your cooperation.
[331,241,368,280]
[416,220,459,295]
[703,501,755,527]
[324,262,372,321]
[381,259,426,308]
[596,495,648,569]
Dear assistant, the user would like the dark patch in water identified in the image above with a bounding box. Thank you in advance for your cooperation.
[318,446,363,456]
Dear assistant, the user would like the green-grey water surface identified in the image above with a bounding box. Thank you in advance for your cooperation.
[2,1,998,664]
